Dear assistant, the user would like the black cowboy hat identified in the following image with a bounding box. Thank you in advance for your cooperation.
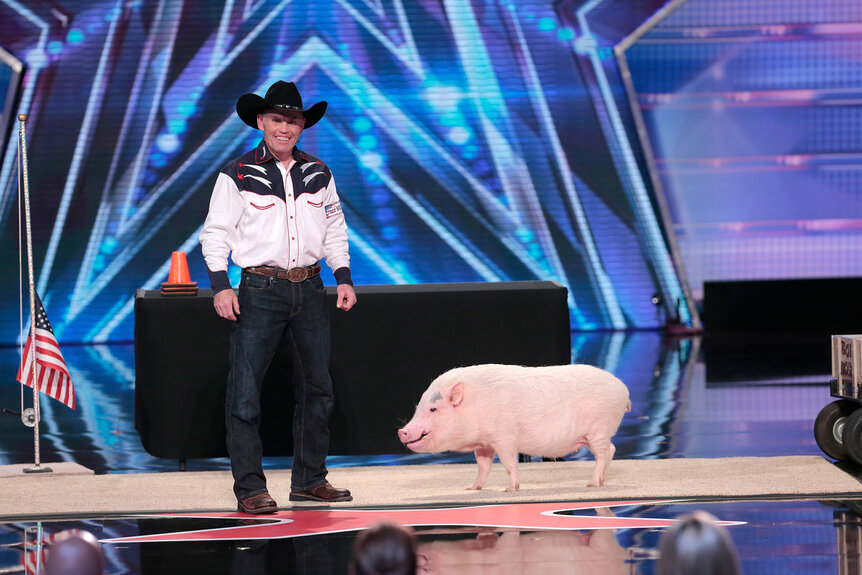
[236,81,327,130]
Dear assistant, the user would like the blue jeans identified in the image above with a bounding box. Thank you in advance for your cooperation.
[225,270,333,499]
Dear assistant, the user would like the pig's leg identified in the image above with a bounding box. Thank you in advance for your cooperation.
[586,435,615,487]
[495,447,520,492]
[469,447,495,490]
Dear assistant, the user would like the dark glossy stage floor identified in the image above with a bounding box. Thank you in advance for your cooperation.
[1,331,860,574]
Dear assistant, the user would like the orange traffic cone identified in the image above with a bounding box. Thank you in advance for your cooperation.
[161,251,198,296]
[168,251,191,283]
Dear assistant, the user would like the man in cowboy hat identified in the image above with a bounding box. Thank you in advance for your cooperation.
[200,80,356,513]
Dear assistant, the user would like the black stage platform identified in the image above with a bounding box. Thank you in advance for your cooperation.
[701,278,862,383]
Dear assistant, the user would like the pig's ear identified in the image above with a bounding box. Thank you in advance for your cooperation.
[448,381,465,407]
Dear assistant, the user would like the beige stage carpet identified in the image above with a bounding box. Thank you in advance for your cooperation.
[1,456,860,519]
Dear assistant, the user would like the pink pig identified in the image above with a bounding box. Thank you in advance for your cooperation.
[397,364,631,492]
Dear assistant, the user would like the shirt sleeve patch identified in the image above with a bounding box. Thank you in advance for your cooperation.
[325,202,343,218]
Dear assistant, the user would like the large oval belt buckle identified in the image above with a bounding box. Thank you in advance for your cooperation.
[286,267,309,283]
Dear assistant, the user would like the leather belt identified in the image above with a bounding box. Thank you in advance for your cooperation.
[245,264,321,283]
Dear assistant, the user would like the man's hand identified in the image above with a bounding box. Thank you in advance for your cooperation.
[213,289,240,321]
[336,284,357,311]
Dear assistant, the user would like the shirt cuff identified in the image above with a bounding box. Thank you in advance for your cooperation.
[208,268,233,294]
[333,267,353,286]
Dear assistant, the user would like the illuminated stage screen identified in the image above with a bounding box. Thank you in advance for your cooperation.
[623,0,862,300]
[0,0,858,344]
[0,0,686,344]
[0,47,21,157]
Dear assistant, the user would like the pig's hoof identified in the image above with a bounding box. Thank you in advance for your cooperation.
[586,481,603,488]
[466,485,482,491]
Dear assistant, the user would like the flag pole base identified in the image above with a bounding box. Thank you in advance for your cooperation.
[23,465,53,474]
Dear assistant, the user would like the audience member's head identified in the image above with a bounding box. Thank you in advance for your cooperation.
[349,520,418,575]
[45,530,104,575]
[657,510,741,575]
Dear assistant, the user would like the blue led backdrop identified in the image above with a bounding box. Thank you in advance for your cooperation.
[7,0,858,344]
[0,0,699,344]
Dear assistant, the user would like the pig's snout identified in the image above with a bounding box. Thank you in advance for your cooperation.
[398,425,429,448]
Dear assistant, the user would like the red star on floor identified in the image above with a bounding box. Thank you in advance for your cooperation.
[101,500,743,543]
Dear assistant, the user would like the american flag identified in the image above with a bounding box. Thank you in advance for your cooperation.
[22,529,87,575]
[16,292,75,410]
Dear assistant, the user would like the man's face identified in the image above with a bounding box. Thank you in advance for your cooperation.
[257,110,306,162]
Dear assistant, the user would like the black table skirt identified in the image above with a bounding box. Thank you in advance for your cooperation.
[134,281,571,460]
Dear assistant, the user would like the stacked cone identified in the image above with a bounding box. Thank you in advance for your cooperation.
[161,251,198,296]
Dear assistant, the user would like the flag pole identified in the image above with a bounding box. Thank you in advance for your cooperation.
[18,113,51,474]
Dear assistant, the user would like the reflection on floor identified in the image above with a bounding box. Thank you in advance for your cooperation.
[1,331,859,574]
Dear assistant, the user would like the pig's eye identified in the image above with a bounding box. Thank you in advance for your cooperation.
[429,407,437,413]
